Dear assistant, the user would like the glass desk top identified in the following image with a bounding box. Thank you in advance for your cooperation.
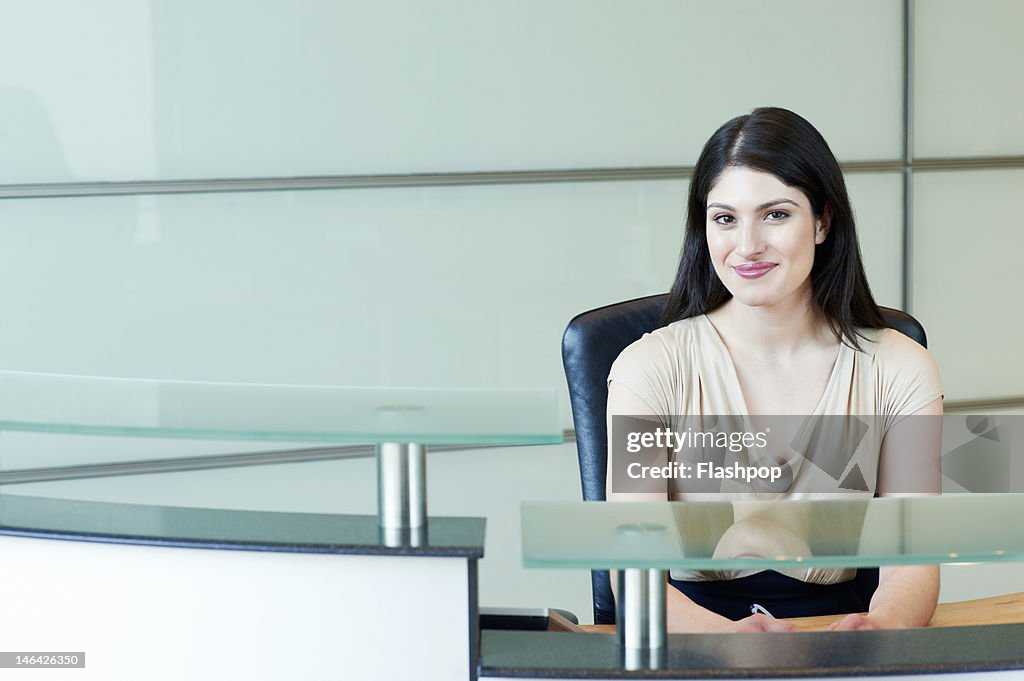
[521,495,1024,570]
[0,369,562,445]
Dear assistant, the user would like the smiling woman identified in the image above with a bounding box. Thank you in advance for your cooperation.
[665,107,885,347]
[605,108,944,634]
[706,168,826,312]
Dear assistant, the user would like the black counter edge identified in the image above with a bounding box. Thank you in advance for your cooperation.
[0,525,485,559]
[479,659,1024,679]
[479,628,1024,679]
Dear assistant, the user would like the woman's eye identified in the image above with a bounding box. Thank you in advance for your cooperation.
[713,214,736,226]
[765,210,790,221]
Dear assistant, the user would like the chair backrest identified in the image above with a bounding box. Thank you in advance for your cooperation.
[561,293,927,624]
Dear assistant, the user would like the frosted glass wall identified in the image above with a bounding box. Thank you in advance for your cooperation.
[1,0,1021,449]
[911,169,1024,401]
[914,0,1024,157]
[911,0,1024,402]
[0,172,899,425]
[0,0,901,184]
[0,181,683,391]
[847,173,903,310]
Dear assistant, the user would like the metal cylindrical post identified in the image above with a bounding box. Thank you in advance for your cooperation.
[406,443,426,529]
[647,568,666,650]
[376,442,427,533]
[616,568,667,666]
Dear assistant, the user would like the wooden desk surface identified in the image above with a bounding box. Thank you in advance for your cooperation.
[579,591,1024,633]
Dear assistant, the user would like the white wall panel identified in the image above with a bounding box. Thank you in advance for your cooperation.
[0,169,902,441]
[0,180,686,429]
[846,172,903,310]
[914,0,1024,158]
[911,169,1024,401]
[0,1,157,184]
[0,0,902,184]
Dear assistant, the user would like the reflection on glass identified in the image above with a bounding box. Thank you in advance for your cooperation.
[522,495,1024,570]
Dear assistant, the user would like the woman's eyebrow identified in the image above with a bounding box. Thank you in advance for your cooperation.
[756,198,800,211]
[705,199,801,211]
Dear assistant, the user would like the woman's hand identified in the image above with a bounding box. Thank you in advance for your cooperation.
[721,614,797,633]
[828,613,883,631]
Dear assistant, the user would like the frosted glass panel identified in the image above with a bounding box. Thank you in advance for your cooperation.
[522,496,1024,569]
[0,0,902,184]
[0,181,686,427]
[0,370,561,445]
[846,173,903,309]
[914,0,1024,157]
[911,170,1024,401]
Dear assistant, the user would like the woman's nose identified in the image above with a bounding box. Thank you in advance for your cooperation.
[736,224,766,258]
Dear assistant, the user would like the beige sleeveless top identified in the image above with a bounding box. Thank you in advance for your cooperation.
[608,314,944,584]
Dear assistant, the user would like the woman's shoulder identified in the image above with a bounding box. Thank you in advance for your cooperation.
[853,326,935,369]
[610,316,701,373]
[852,326,943,409]
[606,316,705,399]
[607,317,702,415]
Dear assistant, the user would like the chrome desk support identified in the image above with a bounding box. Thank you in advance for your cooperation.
[616,568,667,668]
[376,443,426,539]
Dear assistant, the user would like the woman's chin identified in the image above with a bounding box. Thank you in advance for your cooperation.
[725,291,782,309]
[724,285,811,311]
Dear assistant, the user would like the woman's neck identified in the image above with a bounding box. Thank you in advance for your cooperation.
[709,293,833,358]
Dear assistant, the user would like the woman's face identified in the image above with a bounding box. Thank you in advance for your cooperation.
[704,166,826,310]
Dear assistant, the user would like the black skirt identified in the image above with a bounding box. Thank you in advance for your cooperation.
[669,569,877,621]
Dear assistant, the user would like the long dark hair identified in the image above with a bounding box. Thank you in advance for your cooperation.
[661,107,884,348]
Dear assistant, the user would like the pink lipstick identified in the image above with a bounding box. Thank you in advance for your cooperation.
[733,263,777,279]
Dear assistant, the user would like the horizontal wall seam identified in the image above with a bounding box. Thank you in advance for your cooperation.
[912,156,1024,171]
[2,168,692,200]
[943,395,1024,412]
[0,160,958,200]
[1,158,1021,200]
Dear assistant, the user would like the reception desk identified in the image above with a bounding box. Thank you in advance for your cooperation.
[499,497,1024,680]
[0,493,485,680]
[5,491,1024,680]
[0,369,561,680]
[4,370,1024,679]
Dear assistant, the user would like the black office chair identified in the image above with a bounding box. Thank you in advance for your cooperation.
[561,293,928,624]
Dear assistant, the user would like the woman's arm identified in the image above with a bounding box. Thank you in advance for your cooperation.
[664,586,796,632]
[605,381,670,503]
[831,396,943,630]
[606,380,795,633]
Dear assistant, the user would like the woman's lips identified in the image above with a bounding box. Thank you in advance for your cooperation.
[733,263,777,279]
